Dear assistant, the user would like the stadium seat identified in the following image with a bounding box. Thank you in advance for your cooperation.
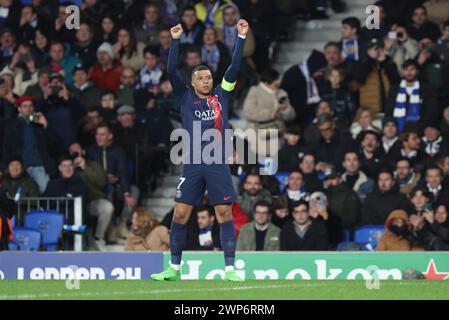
[10,215,16,228]
[336,241,364,251]
[273,172,290,193]
[354,225,385,244]
[24,211,64,251]
[9,227,41,251]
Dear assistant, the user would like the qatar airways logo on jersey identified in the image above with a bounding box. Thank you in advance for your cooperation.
[194,109,218,121]
[169,122,279,175]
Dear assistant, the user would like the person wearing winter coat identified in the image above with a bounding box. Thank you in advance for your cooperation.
[238,173,273,219]
[377,209,420,251]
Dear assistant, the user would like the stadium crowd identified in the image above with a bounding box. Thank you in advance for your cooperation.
[0,0,448,253]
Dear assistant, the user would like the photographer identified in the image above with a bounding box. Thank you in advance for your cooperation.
[384,25,419,76]
[1,42,38,96]
[69,143,113,251]
[2,96,55,193]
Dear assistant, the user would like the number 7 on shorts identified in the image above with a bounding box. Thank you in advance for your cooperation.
[177,177,186,190]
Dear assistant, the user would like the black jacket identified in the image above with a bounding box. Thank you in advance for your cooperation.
[2,117,56,176]
[280,220,328,251]
[362,185,414,225]
[43,174,88,200]
[278,143,309,172]
[86,143,131,193]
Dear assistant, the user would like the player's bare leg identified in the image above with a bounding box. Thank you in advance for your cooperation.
[215,204,243,281]
[151,202,193,281]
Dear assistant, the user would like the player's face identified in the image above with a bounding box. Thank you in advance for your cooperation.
[192,70,213,96]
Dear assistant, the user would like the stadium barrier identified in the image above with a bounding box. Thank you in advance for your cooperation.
[15,197,83,251]
[0,252,448,280]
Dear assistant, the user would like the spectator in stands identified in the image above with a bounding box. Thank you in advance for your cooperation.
[117,66,141,107]
[281,50,327,127]
[396,158,421,195]
[416,37,447,93]
[201,27,231,83]
[186,206,221,251]
[318,67,356,127]
[423,166,449,207]
[380,116,400,157]
[69,143,113,252]
[340,17,361,62]
[342,151,375,204]
[69,63,101,111]
[362,169,414,225]
[154,73,179,122]
[311,113,355,172]
[90,42,122,92]
[278,126,308,172]
[323,167,360,231]
[384,24,419,76]
[387,59,438,133]
[421,122,449,165]
[179,45,202,82]
[31,28,49,69]
[158,29,171,68]
[435,20,449,63]
[440,104,449,142]
[271,196,291,229]
[195,0,231,29]
[237,200,280,251]
[284,170,310,207]
[100,14,118,44]
[0,0,20,30]
[409,186,431,215]
[280,200,328,251]
[72,22,99,69]
[78,107,103,148]
[179,5,205,47]
[407,5,441,42]
[0,72,17,120]
[350,107,382,140]
[2,158,40,201]
[99,90,119,125]
[356,37,399,115]
[377,209,419,251]
[43,155,88,215]
[23,65,49,100]
[0,28,17,68]
[359,1,390,46]
[239,173,272,218]
[46,40,80,86]
[2,96,54,193]
[309,191,344,249]
[139,45,163,94]
[299,153,323,193]
[389,130,425,173]
[1,42,38,96]
[358,130,385,180]
[86,123,138,241]
[421,203,449,250]
[133,3,165,46]
[113,27,145,72]
[243,67,295,155]
[125,207,170,251]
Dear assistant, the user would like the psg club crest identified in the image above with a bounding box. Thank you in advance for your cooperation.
[176,190,182,199]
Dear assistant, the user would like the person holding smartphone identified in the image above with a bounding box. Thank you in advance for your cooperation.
[384,25,419,76]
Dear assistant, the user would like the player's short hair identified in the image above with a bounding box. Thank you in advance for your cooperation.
[191,65,213,78]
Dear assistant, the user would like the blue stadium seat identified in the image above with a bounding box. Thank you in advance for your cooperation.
[354,225,385,244]
[24,211,64,251]
[336,241,364,251]
[10,215,16,228]
[9,227,41,251]
[273,172,290,193]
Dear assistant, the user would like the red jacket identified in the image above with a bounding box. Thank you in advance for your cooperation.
[232,202,249,238]
[89,61,122,92]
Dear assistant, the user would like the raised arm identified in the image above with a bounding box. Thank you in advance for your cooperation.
[168,24,188,96]
[222,19,248,91]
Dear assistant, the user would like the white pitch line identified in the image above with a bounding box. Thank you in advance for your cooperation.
[0,283,326,300]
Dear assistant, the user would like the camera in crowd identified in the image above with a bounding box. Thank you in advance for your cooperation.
[24,113,40,123]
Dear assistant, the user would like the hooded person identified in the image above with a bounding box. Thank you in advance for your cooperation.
[376,209,421,251]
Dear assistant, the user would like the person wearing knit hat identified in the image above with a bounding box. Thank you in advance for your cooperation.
[97,42,115,60]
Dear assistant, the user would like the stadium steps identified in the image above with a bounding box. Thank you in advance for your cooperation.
[274,0,368,73]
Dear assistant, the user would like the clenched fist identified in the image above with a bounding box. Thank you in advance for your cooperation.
[170,24,184,40]
[237,19,249,37]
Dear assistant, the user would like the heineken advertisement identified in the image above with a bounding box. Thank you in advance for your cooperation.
[1,252,448,280]
[164,252,449,280]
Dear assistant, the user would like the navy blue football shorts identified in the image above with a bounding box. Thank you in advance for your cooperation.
[174,164,237,206]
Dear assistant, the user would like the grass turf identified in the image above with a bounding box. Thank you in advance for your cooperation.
[0,280,448,300]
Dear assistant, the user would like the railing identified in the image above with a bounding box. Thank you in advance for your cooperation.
[15,197,83,252]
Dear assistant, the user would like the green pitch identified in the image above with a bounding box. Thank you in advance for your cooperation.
[0,280,448,300]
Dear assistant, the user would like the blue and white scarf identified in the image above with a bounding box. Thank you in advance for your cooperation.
[423,136,443,158]
[393,80,421,132]
[299,60,321,104]
[139,66,163,91]
[0,6,9,27]
[163,0,179,26]
[204,0,221,27]
[201,45,220,72]
[342,37,359,61]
